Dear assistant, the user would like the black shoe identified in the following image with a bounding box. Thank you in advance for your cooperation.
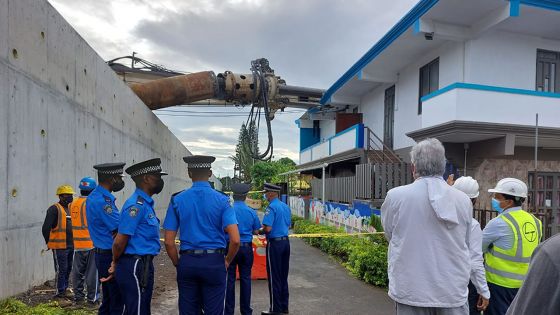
[261,311,283,315]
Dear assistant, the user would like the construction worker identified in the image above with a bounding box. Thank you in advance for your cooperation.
[225,183,261,315]
[70,177,100,306]
[163,155,240,315]
[483,178,543,315]
[261,183,291,315]
[86,163,126,315]
[452,176,490,314]
[42,185,75,299]
[99,158,167,315]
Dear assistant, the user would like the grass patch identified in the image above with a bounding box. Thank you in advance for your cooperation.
[0,298,94,315]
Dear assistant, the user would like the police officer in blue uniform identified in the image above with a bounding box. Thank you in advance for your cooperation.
[103,158,167,315]
[163,155,240,315]
[225,183,261,315]
[86,162,126,315]
[261,183,291,315]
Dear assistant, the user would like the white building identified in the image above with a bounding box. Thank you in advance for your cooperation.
[296,0,560,227]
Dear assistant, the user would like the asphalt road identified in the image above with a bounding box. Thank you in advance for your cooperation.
[152,237,395,315]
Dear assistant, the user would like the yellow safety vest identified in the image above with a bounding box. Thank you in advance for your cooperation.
[69,197,94,249]
[484,209,542,288]
[47,203,68,249]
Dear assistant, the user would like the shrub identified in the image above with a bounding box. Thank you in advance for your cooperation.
[292,217,388,287]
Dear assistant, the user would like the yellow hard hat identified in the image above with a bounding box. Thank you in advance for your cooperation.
[56,185,76,195]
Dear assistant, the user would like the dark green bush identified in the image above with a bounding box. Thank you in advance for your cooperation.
[292,217,388,287]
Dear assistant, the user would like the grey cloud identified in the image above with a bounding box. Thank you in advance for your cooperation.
[50,0,418,175]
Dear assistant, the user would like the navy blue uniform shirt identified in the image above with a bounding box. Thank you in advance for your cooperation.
[163,181,237,250]
[119,188,161,256]
[86,185,120,249]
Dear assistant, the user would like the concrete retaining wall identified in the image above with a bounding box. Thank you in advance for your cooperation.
[0,0,196,298]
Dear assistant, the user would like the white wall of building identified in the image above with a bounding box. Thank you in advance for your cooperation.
[422,88,560,128]
[465,30,560,90]
[359,41,465,150]
[320,119,337,141]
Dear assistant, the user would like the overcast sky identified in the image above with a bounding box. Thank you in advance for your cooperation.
[49,0,418,177]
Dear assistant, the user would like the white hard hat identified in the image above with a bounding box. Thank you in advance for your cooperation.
[453,176,479,198]
[488,178,528,198]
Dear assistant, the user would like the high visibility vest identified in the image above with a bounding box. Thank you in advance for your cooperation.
[47,203,68,249]
[70,197,94,249]
[484,209,542,288]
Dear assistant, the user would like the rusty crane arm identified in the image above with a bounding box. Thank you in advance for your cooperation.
[111,57,324,160]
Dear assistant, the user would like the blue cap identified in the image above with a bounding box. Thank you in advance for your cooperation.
[232,183,251,195]
[79,177,97,191]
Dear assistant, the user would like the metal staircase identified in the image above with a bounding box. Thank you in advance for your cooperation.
[365,127,403,164]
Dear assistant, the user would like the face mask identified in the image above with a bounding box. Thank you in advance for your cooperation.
[59,196,73,206]
[492,198,504,213]
[112,178,125,192]
[152,177,164,195]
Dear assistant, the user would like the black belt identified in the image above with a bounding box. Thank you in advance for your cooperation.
[240,242,252,247]
[94,248,112,254]
[269,236,289,241]
[122,253,153,259]
[180,249,226,255]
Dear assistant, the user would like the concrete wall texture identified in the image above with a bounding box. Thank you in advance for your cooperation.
[0,0,195,298]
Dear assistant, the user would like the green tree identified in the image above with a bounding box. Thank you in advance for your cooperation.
[251,157,296,189]
[230,122,259,182]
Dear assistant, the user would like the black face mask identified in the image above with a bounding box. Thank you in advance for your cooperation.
[152,177,164,195]
[59,196,73,206]
[112,178,125,192]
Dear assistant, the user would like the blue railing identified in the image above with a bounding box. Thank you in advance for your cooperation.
[300,123,364,155]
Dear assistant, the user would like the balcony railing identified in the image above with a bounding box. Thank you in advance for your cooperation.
[299,123,364,165]
[421,82,560,129]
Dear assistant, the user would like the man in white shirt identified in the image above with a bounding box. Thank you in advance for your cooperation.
[381,138,473,314]
[452,176,490,314]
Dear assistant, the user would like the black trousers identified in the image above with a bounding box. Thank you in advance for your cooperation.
[486,282,518,315]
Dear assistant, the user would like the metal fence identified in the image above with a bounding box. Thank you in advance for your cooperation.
[312,162,412,203]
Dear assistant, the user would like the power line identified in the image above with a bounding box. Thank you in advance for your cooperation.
[154,109,307,114]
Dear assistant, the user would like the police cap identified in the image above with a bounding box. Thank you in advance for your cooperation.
[126,158,168,178]
[93,162,126,175]
[263,182,281,192]
[182,155,216,169]
[232,183,251,196]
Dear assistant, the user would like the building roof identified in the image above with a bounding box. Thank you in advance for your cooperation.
[321,0,560,105]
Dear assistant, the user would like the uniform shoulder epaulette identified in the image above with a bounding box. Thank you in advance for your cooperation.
[136,196,144,205]
[103,196,111,203]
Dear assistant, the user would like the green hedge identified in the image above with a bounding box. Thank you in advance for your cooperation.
[293,218,389,287]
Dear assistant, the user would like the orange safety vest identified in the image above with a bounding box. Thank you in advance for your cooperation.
[47,203,68,249]
[70,197,94,249]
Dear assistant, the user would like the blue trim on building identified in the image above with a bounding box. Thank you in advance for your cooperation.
[300,128,321,151]
[320,0,439,105]
[413,19,421,34]
[300,123,364,153]
[420,82,560,103]
[320,0,560,106]
[510,0,521,16]
[520,0,560,11]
